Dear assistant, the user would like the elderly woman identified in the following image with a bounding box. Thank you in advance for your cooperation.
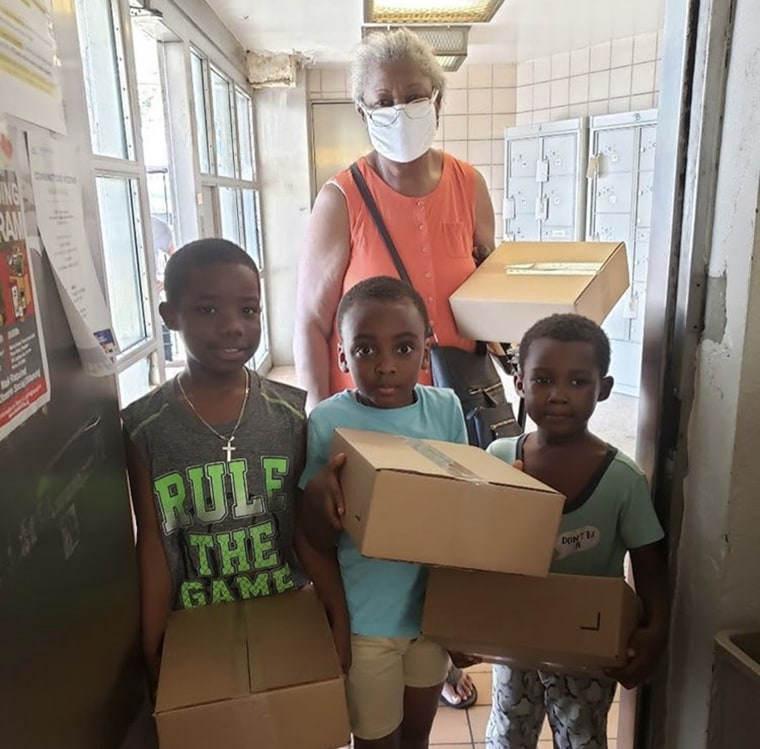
[294,28,487,721]
[295,27,495,410]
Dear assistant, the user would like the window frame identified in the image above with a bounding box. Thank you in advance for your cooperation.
[75,0,163,400]
[73,1,271,402]
[189,49,271,373]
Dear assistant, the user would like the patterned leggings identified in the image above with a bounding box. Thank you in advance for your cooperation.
[485,664,617,749]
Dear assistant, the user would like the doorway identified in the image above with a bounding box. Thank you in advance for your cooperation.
[310,100,371,199]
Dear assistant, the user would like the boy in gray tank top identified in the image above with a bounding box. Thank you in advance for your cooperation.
[122,239,306,693]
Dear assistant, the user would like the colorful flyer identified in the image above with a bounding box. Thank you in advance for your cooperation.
[0,119,51,441]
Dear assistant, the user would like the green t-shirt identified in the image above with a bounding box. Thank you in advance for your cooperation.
[487,436,664,577]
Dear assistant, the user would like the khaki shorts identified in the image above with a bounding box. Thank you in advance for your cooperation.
[346,635,449,740]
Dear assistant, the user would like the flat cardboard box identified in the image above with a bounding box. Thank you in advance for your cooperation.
[332,428,564,577]
[155,586,350,749]
[422,567,641,675]
[449,241,630,343]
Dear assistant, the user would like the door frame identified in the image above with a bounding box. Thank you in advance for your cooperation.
[629,0,735,746]
[309,98,371,203]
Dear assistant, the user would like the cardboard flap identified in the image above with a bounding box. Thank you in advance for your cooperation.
[575,242,630,315]
[451,242,625,304]
[333,428,561,497]
[156,601,249,713]
[246,587,341,693]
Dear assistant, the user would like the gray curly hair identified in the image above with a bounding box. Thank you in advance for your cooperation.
[351,28,447,108]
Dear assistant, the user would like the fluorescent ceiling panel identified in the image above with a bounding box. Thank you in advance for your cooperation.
[365,0,504,25]
[436,54,466,71]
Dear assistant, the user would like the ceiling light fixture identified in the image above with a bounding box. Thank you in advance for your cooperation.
[362,24,469,72]
[364,0,504,25]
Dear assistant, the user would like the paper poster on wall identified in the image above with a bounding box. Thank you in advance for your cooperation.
[0,0,66,134]
[0,120,51,442]
[26,130,116,377]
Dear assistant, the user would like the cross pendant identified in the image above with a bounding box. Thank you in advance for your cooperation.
[223,437,236,463]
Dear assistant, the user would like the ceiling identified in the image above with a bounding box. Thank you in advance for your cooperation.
[204,0,666,66]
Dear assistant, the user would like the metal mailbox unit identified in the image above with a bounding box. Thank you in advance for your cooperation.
[503,118,588,243]
[586,110,658,397]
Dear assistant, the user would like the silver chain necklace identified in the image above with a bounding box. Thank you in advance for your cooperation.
[175,368,251,463]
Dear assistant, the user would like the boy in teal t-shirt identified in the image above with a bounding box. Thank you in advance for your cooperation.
[486,314,668,749]
[296,277,467,749]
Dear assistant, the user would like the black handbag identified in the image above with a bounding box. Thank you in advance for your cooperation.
[349,163,522,448]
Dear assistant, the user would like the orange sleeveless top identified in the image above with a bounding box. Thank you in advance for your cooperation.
[327,153,479,394]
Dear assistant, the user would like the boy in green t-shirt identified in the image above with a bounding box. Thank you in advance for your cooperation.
[486,314,668,749]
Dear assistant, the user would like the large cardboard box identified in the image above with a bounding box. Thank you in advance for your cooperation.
[422,567,641,675]
[449,241,629,343]
[332,428,564,576]
[155,586,350,749]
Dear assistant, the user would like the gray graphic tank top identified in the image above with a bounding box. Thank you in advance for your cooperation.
[122,373,307,609]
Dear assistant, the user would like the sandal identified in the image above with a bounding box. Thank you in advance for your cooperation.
[439,665,478,709]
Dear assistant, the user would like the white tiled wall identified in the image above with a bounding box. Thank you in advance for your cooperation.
[306,32,661,243]
[436,64,517,242]
[514,31,663,127]
[308,67,351,99]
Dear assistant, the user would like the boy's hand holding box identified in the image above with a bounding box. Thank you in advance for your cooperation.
[330,428,642,676]
[330,427,565,577]
[422,567,642,677]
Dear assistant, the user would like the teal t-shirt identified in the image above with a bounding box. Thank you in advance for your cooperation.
[299,386,467,637]
[487,436,664,577]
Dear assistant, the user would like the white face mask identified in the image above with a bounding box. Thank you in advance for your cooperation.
[362,92,439,164]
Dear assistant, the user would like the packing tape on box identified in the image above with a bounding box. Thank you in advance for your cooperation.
[404,439,487,484]
[504,262,604,276]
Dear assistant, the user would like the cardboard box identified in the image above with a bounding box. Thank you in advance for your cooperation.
[449,241,630,343]
[332,428,564,576]
[155,586,350,749]
[422,567,641,675]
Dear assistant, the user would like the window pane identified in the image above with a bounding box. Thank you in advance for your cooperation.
[118,356,152,407]
[191,54,211,173]
[242,189,262,269]
[236,90,255,181]
[211,70,235,178]
[219,188,241,244]
[75,0,129,158]
[134,24,169,169]
[254,280,270,371]
[96,177,149,351]
[147,171,173,228]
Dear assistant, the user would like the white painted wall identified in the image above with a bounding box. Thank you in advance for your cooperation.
[253,78,313,367]
[665,0,760,744]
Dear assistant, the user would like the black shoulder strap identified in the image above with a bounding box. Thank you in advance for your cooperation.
[516,432,529,461]
[349,162,412,285]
